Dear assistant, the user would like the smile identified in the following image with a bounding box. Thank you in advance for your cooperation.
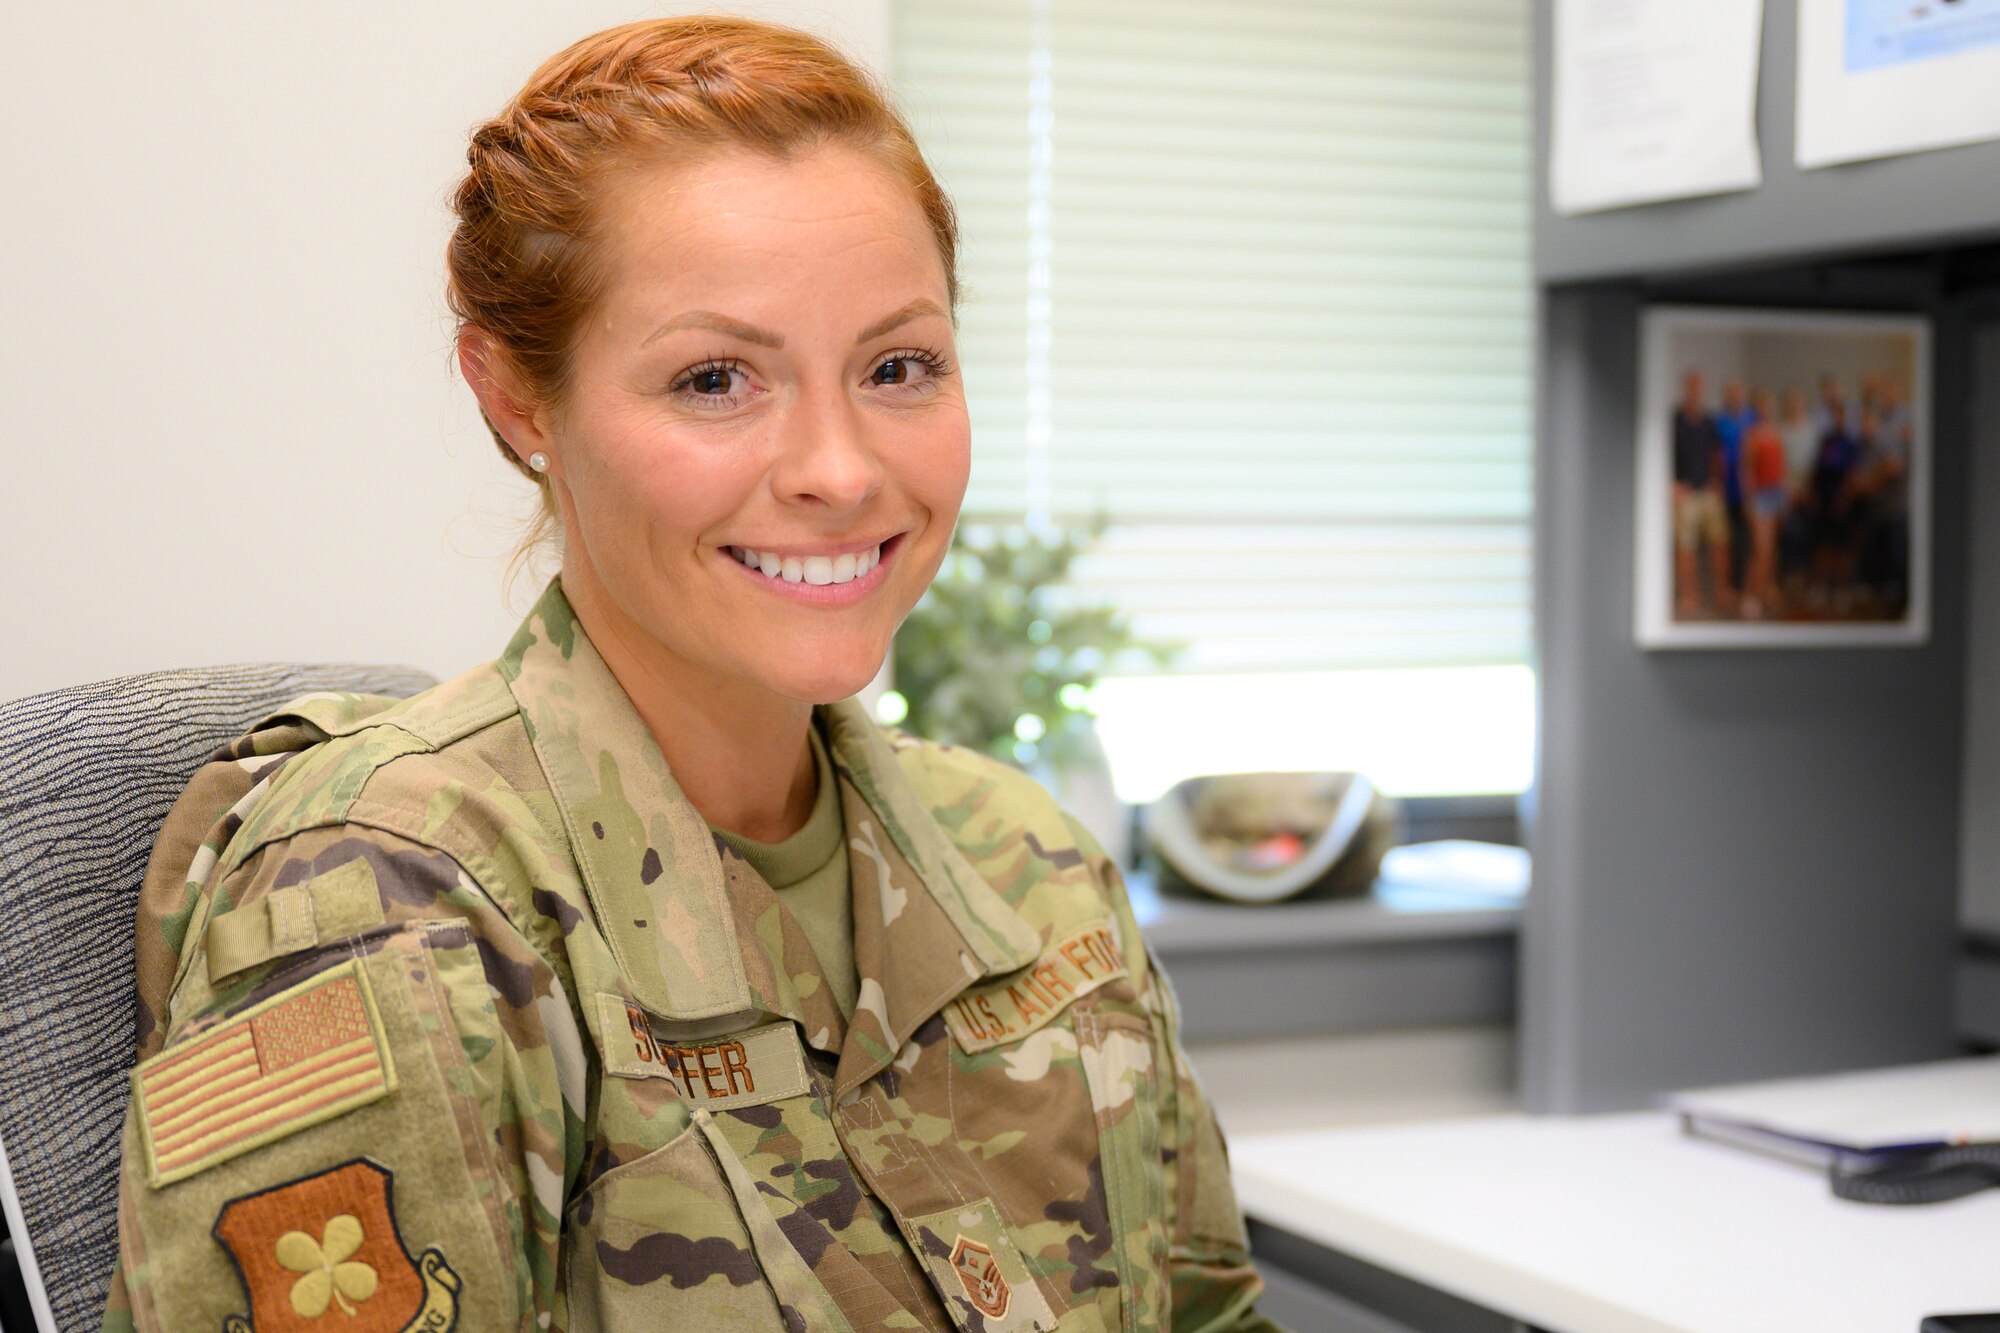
[720,534,904,603]
[726,541,884,585]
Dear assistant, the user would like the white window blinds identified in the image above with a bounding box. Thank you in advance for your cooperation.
[893,0,1533,674]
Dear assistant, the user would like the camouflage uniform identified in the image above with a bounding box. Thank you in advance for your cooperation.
[104,580,1281,1332]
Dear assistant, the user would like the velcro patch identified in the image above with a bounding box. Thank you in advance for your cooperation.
[214,1159,461,1333]
[943,920,1128,1054]
[136,962,396,1188]
[205,859,387,982]
[909,1197,1058,1333]
[598,995,810,1110]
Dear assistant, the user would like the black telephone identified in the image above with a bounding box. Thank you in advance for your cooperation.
[1831,1142,2000,1205]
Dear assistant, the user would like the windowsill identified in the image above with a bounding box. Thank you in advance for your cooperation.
[1127,868,1524,957]
[1123,864,1523,1043]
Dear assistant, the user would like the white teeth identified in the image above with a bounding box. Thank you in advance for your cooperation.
[732,543,884,586]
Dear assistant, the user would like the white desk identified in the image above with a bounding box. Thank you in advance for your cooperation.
[1230,1111,2000,1333]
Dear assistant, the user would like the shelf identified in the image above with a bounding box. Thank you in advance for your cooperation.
[1129,870,1522,957]
[1125,866,1524,1043]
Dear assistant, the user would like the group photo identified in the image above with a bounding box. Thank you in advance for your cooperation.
[1634,306,1931,648]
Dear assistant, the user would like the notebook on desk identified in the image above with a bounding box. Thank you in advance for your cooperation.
[1668,1055,2000,1170]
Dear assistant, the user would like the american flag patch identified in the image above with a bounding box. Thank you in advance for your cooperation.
[135,961,397,1187]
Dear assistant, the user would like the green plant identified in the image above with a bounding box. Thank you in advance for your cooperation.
[887,518,1172,774]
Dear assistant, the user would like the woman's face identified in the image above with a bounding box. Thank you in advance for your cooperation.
[541,143,967,705]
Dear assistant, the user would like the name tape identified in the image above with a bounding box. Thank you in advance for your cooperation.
[943,920,1128,1054]
[598,995,810,1110]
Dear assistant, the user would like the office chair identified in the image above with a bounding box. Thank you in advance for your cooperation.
[0,663,437,1332]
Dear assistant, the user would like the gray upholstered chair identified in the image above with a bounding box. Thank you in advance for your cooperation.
[0,663,437,1332]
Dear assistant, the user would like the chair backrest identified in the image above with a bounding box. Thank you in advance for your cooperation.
[0,663,437,1332]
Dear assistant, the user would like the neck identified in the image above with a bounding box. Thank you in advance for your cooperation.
[559,563,818,844]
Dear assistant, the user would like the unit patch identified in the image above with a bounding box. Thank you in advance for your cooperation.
[908,1197,1058,1333]
[942,919,1129,1054]
[596,995,811,1110]
[214,1159,460,1333]
[135,961,396,1187]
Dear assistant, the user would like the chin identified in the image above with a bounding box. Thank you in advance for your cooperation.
[765,655,888,708]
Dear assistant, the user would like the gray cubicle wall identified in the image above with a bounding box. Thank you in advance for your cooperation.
[1524,0,1991,1112]
[1535,0,2000,286]
[1959,320,2000,942]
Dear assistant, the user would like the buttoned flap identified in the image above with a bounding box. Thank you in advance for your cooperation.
[580,1005,895,1331]
[563,1120,802,1333]
[117,927,519,1333]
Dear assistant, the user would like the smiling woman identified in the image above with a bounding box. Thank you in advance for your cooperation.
[102,16,1280,1333]
[460,136,970,838]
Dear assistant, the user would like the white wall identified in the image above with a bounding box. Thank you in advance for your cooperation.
[1,1,889,703]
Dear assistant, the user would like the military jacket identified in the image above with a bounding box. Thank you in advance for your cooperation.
[105,582,1279,1333]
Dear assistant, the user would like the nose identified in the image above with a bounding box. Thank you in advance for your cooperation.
[770,386,886,512]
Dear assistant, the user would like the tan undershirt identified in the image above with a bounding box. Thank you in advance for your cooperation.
[709,723,858,1020]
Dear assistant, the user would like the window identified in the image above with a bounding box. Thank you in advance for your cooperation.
[894,0,1534,798]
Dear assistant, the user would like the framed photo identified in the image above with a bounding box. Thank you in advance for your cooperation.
[1634,305,1930,649]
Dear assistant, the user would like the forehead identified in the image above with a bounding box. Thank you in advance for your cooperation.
[590,142,946,315]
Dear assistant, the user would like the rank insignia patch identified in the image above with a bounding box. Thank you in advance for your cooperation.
[135,961,395,1187]
[949,1235,1010,1318]
[214,1159,460,1333]
[910,1197,1058,1332]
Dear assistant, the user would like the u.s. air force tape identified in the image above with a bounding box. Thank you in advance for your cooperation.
[943,919,1128,1054]
[597,995,810,1110]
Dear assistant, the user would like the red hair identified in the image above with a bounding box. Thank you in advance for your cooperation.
[446,15,959,492]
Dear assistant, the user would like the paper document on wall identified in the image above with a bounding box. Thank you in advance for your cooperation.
[1798,0,2000,167]
[1550,0,1764,215]
[1670,1056,2000,1167]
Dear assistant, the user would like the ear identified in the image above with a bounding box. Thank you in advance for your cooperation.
[458,327,554,467]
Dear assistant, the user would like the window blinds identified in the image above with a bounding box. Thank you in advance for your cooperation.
[893,0,1532,673]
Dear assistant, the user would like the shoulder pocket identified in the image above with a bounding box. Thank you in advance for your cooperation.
[118,927,519,1333]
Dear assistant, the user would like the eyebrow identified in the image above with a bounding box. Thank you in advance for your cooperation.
[639,298,948,351]
[642,310,782,349]
[853,298,948,344]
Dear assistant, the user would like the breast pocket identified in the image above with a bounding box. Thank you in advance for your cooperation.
[564,1120,793,1332]
[934,987,1169,1333]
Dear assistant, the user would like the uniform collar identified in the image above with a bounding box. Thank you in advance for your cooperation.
[497,580,1041,1030]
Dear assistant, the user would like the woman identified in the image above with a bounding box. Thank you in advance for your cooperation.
[104,16,1278,1333]
[1742,387,1788,617]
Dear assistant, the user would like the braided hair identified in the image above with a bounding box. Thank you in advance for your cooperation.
[446,15,959,512]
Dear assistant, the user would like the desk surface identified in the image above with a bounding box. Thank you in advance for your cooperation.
[1230,1111,2000,1333]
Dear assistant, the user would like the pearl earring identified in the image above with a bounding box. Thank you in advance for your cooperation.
[528,452,549,474]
